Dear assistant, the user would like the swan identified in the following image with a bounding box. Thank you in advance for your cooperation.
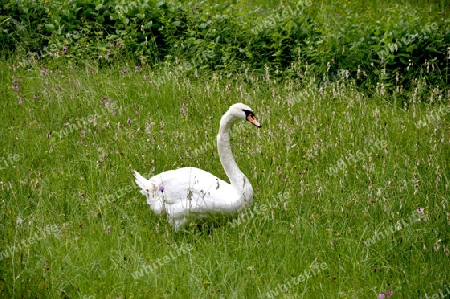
[134,103,261,230]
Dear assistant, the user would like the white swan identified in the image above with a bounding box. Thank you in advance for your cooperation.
[134,103,261,230]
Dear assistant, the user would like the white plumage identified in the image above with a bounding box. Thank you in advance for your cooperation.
[134,103,261,230]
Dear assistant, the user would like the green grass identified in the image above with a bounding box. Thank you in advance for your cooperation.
[0,59,449,298]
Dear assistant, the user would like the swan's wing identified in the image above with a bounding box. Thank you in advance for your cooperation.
[149,167,246,216]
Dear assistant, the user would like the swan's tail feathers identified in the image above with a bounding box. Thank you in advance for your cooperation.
[134,170,166,216]
[134,170,156,197]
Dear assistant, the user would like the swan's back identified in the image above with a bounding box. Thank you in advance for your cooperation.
[134,167,253,228]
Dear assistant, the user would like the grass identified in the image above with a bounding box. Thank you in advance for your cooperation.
[0,58,449,298]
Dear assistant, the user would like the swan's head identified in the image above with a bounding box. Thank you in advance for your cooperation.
[227,103,261,128]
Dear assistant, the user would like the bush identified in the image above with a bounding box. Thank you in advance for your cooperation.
[1,0,448,94]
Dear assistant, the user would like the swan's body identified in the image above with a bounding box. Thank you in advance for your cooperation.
[134,103,261,229]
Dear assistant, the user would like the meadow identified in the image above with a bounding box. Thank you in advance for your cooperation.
[1,0,449,298]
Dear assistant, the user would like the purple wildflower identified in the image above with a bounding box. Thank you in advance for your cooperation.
[62,45,68,54]
[127,118,132,126]
[106,226,110,234]
[18,98,23,105]
[116,40,124,49]
[159,186,164,192]
[379,290,393,299]
[417,208,425,221]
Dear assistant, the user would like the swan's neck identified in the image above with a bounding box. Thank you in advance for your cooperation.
[216,113,253,203]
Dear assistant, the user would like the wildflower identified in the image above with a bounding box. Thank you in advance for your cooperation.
[16,216,23,225]
[378,290,393,299]
[106,226,110,234]
[416,208,427,221]
[18,98,23,105]
[121,69,127,75]
[127,118,132,126]
[62,45,68,54]
[135,110,139,114]
[159,186,164,192]
[116,40,124,49]
[46,132,51,138]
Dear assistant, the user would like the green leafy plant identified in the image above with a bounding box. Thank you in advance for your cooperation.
[1,0,448,96]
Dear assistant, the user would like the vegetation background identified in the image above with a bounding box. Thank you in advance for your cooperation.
[0,0,449,298]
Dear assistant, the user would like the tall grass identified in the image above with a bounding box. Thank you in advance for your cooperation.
[0,57,448,297]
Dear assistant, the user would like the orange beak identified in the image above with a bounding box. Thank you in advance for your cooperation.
[247,114,261,128]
